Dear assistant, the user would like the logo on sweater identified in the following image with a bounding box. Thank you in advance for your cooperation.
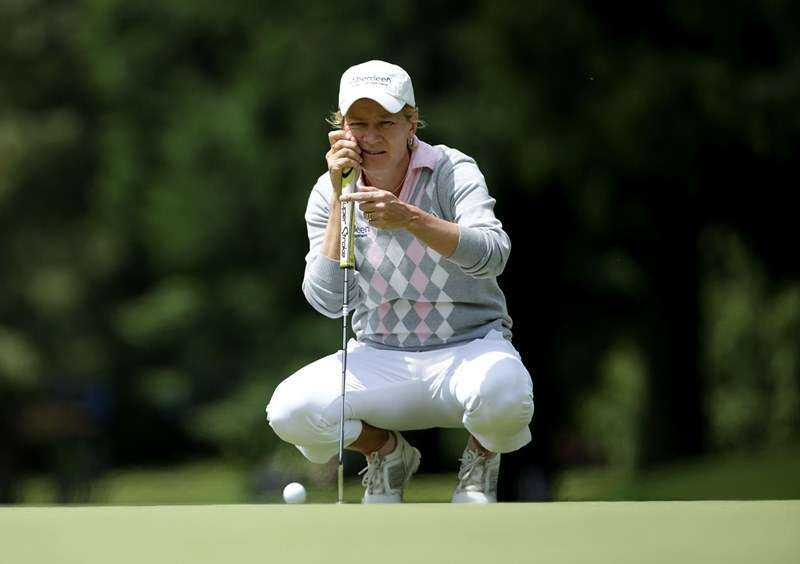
[355,225,370,238]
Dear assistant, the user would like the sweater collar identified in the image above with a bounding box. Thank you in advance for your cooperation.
[408,136,438,171]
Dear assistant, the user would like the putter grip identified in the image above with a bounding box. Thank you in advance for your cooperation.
[339,168,357,269]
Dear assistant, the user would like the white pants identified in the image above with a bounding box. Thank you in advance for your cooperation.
[266,330,534,463]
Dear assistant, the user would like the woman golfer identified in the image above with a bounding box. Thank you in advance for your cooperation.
[267,60,534,503]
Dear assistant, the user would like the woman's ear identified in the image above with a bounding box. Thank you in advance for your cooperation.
[409,115,418,138]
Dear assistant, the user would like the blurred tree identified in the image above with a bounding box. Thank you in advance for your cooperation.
[1,0,798,503]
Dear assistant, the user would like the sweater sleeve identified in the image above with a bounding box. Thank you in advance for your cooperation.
[301,177,361,318]
[438,151,511,278]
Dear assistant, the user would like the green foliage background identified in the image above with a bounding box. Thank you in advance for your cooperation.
[1,0,798,501]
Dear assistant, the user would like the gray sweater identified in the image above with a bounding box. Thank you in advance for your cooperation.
[302,139,513,351]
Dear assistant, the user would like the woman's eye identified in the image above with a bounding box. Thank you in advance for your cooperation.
[381,121,394,126]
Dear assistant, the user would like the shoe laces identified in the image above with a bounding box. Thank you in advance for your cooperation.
[457,449,486,486]
[358,452,386,495]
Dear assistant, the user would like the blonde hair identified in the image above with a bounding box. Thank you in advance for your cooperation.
[326,104,427,129]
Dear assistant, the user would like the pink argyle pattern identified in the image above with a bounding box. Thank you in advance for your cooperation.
[355,177,458,347]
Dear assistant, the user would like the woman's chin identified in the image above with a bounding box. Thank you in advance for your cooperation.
[360,161,381,175]
[361,155,394,174]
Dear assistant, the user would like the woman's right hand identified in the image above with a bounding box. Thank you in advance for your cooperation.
[326,129,362,194]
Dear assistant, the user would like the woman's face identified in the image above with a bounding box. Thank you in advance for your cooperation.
[344,98,416,177]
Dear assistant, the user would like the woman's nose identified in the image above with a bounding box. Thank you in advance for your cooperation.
[360,127,381,144]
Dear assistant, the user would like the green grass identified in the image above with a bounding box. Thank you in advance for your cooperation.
[20,463,459,505]
[10,446,800,563]
[2,501,798,564]
[21,462,250,505]
[20,443,800,505]
[558,444,800,501]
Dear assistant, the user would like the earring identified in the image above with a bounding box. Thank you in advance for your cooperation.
[407,137,414,148]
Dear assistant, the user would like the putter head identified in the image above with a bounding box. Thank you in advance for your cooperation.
[338,463,344,504]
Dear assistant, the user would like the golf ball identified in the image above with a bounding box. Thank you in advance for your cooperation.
[282,482,306,504]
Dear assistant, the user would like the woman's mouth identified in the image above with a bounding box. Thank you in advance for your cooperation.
[362,149,386,156]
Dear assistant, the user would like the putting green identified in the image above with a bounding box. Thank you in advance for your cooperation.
[2,501,797,563]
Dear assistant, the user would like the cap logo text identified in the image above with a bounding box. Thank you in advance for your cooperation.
[350,75,392,86]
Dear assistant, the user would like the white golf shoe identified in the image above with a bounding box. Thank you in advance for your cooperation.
[451,447,500,503]
[359,431,421,504]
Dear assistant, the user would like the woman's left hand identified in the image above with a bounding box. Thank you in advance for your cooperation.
[340,186,416,231]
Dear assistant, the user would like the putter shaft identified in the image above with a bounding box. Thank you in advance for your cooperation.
[338,267,350,504]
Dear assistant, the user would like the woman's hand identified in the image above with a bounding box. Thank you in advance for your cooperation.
[326,129,362,194]
[340,186,416,231]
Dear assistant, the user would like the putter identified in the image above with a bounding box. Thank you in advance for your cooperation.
[338,167,357,504]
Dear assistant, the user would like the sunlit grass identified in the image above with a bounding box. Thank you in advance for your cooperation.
[2,502,798,564]
[557,443,800,501]
[20,443,800,505]
[20,462,458,505]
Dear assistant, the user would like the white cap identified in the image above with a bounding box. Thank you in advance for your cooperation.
[338,60,416,116]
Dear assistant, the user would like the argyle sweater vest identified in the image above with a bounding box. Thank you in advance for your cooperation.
[302,140,512,351]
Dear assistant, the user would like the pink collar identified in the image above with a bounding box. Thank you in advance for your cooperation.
[397,137,438,202]
[407,136,439,171]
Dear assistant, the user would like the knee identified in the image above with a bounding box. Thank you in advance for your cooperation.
[265,380,294,441]
[266,380,322,446]
[469,359,534,431]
